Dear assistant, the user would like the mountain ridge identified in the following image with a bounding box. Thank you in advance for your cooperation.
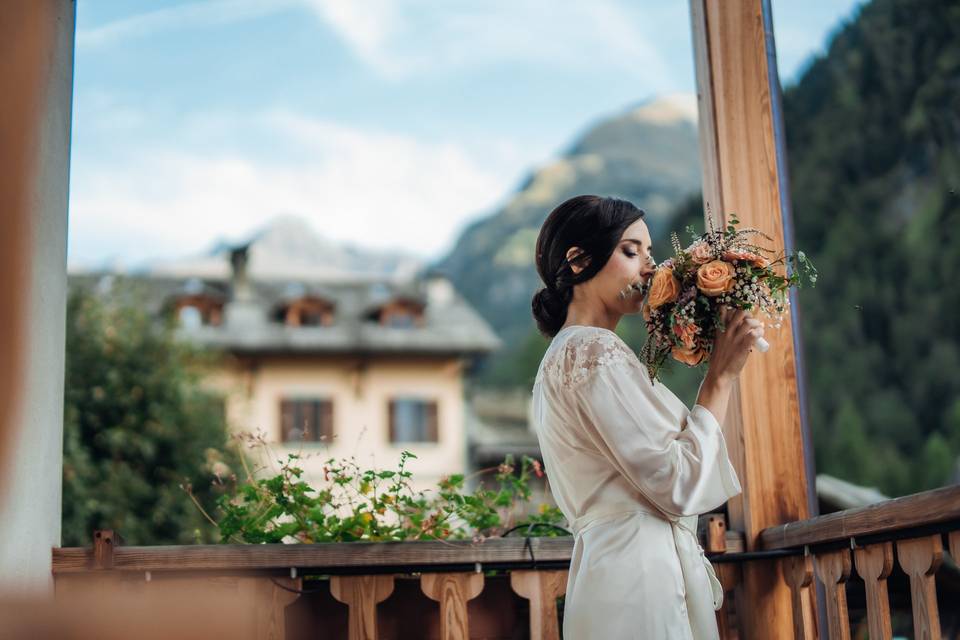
[433,93,702,351]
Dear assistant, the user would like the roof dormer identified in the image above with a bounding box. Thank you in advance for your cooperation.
[273,285,336,327]
[366,296,426,328]
[170,278,226,328]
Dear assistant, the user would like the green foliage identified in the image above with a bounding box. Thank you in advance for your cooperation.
[195,439,567,543]
[62,280,236,545]
[783,0,960,496]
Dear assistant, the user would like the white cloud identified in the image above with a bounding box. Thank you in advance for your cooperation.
[68,108,525,269]
[76,0,298,49]
[303,0,680,83]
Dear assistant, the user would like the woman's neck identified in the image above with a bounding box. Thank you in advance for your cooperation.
[562,304,620,333]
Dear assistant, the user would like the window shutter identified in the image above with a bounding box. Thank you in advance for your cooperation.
[388,399,396,443]
[319,399,334,441]
[280,399,295,442]
[426,401,439,442]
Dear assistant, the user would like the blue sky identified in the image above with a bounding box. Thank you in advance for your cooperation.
[68,0,864,270]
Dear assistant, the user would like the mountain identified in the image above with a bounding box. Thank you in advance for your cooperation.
[434,94,701,353]
[147,215,425,282]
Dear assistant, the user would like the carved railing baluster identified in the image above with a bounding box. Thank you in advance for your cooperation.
[813,549,851,640]
[896,535,943,640]
[330,575,395,640]
[783,554,817,640]
[510,569,567,640]
[853,542,893,640]
[420,572,484,640]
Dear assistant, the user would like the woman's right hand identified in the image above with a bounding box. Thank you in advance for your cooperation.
[707,306,765,382]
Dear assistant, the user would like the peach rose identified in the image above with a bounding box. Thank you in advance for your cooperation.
[648,267,680,309]
[672,344,707,366]
[722,249,769,268]
[688,241,714,265]
[641,300,652,322]
[696,260,736,297]
[672,323,698,349]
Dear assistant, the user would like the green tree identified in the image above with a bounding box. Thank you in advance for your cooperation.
[62,280,236,545]
[822,399,874,485]
[917,432,953,491]
[781,0,960,496]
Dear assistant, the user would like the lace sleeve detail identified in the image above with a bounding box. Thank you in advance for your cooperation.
[541,328,640,388]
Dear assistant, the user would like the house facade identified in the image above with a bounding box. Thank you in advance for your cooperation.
[71,245,502,495]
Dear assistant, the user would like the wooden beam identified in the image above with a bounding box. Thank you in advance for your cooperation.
[690,1,814,637]
[760,485,960,549]
[52,537,575,574]
[53,530,750,575]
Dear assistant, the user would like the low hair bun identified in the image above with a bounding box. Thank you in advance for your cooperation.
[531,286,570,338]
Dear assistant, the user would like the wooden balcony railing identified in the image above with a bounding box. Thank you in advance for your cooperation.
[54,535,577,640]
[758,484,960,640]
[52,524,744,640]
[50,486,960,639]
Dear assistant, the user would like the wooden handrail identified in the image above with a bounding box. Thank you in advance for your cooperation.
[759,484,960,550]
[53,525,745,575]
[52,537,575,574]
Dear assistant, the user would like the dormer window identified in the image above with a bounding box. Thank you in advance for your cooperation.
[368,297,426,328]
[386,312,415,328]
[275,296,335,327]
[171,282,224,327]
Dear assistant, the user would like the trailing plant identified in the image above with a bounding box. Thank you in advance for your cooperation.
[186,431,568,544]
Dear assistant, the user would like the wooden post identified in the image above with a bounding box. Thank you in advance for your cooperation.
[689,1,816,637]
[93,530,121,569]
[705,514,728,553]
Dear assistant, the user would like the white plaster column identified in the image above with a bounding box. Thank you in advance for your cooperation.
[0,0,76,593]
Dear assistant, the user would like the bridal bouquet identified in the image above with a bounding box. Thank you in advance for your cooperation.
[637,212,816,382]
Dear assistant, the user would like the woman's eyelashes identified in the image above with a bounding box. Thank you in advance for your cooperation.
[624,249,638,258]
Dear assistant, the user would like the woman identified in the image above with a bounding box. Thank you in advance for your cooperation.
[530,195,763,639]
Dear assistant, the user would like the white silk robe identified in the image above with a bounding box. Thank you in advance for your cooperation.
[531,325,742,639]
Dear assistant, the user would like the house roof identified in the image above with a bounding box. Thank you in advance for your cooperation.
[815,474,890,511]
[68,272,503,358]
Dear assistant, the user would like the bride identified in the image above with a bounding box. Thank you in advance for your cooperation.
[530,195,763,639]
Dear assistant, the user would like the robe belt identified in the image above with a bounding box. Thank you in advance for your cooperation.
[570,502,725,610]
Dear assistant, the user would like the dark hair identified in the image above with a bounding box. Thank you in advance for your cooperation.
[531,195,645,337]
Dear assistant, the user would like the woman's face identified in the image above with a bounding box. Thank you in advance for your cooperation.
[567,218,656,315]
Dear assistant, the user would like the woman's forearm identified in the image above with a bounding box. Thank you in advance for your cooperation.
[694,372,735,426]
